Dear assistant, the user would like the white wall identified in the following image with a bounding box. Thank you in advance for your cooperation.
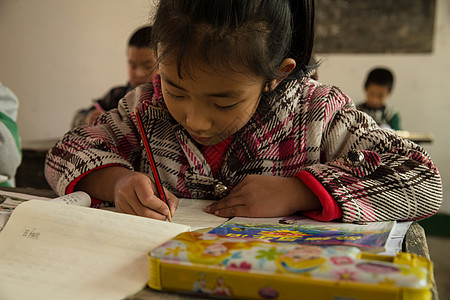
[1,0,448,213]
[315,0,450,214]
[0,0,155,140]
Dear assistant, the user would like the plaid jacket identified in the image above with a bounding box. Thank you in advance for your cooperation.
[45,77,442,222]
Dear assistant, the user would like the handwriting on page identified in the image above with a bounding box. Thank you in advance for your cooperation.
[50,191,91,206]
[22,228,40,240]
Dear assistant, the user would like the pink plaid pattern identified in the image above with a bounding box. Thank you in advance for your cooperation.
[45,76,442,222]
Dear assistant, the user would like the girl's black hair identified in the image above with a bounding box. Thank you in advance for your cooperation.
[151,0,314,83]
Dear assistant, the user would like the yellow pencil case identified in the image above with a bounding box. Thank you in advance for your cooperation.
[148,232,432,300]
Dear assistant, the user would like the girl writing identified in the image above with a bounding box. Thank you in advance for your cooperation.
[45,0,442,222]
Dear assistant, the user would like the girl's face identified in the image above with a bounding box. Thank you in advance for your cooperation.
[159,58,265,146]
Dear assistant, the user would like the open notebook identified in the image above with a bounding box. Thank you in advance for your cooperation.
[0,193,227,300]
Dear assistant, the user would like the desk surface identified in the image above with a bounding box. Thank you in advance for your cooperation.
[395,130,434,144]
[0,187,439,300]
[21,138,59,152]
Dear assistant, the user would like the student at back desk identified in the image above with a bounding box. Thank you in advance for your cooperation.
[356,67,401,130]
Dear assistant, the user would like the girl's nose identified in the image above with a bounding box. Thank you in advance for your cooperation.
[185,106,212,132]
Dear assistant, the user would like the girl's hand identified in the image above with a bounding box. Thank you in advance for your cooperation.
[114,171,179,220]
[76,166,178,220]
[206,175,321,218]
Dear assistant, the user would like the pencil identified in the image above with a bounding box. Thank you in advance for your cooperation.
[134,107,172,222]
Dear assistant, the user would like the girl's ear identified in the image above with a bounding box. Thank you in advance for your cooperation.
[267,58,296,91]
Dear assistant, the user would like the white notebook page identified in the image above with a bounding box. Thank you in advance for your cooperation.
[172,198,228,230]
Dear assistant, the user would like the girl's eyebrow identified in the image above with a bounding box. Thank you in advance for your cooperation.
[160,71,245,98]
[160,72,186,91]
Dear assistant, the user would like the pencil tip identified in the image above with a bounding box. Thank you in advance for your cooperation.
[167,209,173,222]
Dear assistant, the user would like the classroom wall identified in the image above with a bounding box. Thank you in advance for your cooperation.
[0,0,449,213]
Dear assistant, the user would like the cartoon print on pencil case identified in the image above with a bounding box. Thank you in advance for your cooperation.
[212,276,233,297]
[275,244,327,274]
[355,260,428,282]
[191,274,234,297]
[191,272,210,294]
[356,262,399,274]
[176,232,258,265]
[276,245,359,275]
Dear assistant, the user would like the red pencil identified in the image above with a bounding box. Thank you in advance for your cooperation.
[134,107,172,222]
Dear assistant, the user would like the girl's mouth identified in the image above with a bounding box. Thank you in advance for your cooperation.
[190,134,212,143]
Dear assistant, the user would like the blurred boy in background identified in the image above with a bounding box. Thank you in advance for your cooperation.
[72,26,157,127]
[356,67,401,130]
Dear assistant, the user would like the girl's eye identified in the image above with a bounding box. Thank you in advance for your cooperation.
[165,89,185,100]
[214,103,237,110]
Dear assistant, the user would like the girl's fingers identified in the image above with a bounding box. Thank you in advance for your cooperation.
[146,177,179,219]
[115,198,138,216]
[212,204,247,218]
[164,187,179,216]
[114,172,174,220]
[125,189,167,220]
[205,176,252,214]
[206,194,244,214]
[134,181,171,218]
[134,205,168,220]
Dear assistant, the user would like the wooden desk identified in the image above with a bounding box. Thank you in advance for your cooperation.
[0,187,439,300]
[403,224,438,300]
[395,130,434,144]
